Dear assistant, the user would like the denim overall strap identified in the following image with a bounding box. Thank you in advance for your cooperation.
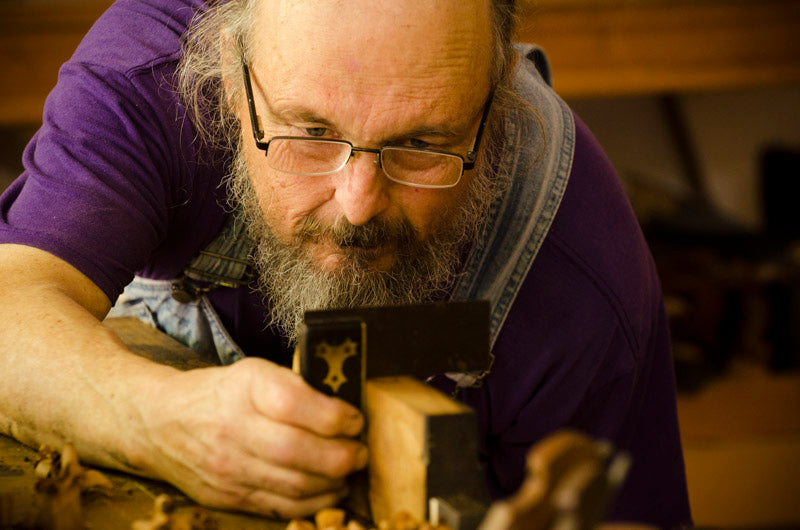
[171,214,255,302]
[450,45,575,361]
[108,214,255,366]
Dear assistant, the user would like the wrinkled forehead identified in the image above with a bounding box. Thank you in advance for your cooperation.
[246,0,494,132]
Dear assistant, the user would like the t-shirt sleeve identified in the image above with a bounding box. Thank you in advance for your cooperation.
[0,59,194,301]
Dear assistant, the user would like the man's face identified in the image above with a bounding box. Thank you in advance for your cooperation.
[228,0,497,340]
[238,0,494,273]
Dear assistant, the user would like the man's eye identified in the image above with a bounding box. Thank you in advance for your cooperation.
[304,127,328,137]
[409,138,431,149]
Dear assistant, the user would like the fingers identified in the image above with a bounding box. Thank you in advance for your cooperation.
[196,441,348,500]
[144,359,368,519]
[246,488,346,520]
[158,409,355,518]
[240,358,364,438]
[241,414,368,479]
[193,477,348,520]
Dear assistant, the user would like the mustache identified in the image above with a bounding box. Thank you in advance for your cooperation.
[294,217,419,249]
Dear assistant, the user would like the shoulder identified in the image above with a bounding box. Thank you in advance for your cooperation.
[475,101,690,525]
[531,112,663,357]
[70,0,205,76]
[38,0,218,189]
[44,0,208,155]
[8,0,227,301]
[491,110,665,407]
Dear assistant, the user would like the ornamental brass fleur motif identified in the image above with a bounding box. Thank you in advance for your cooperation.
[315,339,358,394]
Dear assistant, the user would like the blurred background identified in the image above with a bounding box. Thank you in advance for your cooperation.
[1,0,799,528]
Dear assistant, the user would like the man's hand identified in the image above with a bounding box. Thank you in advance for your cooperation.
[0,246,365,519]
[134,357,367,519]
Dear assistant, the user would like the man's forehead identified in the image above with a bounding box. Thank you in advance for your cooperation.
[248,0,493,136]
[251,0,492,85]
[258,86,481,143]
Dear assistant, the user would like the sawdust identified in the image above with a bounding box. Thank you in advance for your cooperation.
[33,443,113,530]
[131,493,218,530]
[286,508,452,530]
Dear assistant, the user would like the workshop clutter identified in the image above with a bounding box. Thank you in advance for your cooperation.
[286,508,449,530]
[643,146,800,391]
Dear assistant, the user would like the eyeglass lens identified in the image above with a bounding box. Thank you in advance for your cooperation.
[265,138,462,187]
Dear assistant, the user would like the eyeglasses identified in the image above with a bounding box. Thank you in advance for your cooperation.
[241,61,493,189]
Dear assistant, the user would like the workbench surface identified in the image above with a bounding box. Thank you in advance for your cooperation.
[0,319,285,528]
[0,433,286,528]
[2,0,799,125]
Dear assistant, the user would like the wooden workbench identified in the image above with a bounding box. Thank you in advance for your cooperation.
[0,317,285,528]
[0,433,285,529]
[677,360,800,528]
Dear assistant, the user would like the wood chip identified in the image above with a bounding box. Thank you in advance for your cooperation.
[33,443,113,530]
[288,507,452,530]
[131,493,218,530]
[286,520,317,530]
[315,508,347,529]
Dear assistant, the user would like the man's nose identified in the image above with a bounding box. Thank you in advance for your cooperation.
[334,151,389,226]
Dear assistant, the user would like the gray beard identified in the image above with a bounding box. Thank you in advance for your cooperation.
[227,146,501,345]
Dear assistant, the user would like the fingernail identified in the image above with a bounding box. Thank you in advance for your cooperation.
[345,412,364,436]
[355,446,369,469]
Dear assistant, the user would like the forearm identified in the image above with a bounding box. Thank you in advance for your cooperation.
[0,245,175,476]
[0,245,367,517]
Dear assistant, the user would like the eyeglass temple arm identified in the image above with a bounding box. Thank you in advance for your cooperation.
[241,60,266,144]
[464,89,495,169]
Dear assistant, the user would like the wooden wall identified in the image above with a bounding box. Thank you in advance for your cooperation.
[1,0,799,125]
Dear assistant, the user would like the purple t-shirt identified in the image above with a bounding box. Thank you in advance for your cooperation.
[0,0,690,526]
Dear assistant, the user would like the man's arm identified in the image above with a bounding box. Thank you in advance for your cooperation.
[0,243,367,518]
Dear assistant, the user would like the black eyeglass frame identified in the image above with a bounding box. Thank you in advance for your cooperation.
[240,60,494,185]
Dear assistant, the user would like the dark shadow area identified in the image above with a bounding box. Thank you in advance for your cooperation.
[643,145,800,393]
[0,126,37,193]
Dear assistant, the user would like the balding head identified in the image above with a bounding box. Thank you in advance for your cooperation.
[178,0,518,150]
[245,0,492,155]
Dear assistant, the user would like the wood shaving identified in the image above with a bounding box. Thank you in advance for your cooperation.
[315,508,346,529]
[33,443,113,530]
[286,509,451,530]
[131,493,218,530]
[34,445,59,479]
[286,519,317,530]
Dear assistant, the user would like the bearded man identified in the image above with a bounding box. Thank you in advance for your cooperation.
[0,0,691,526]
